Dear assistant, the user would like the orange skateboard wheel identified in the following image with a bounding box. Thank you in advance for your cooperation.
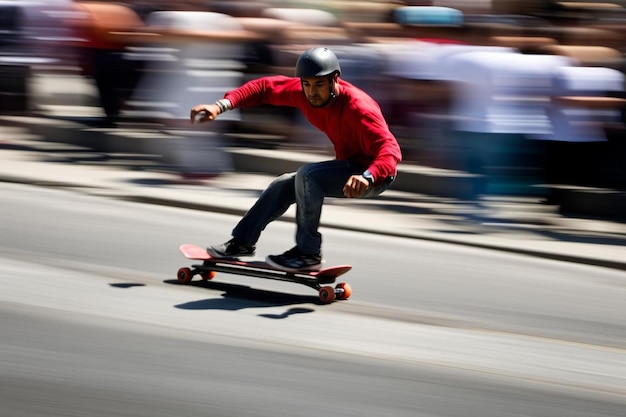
[318,286,336,303]
[335,282,352,300]
[177,267,193,284]
[201,270,216,281]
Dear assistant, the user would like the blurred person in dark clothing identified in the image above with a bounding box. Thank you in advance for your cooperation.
[73,2,146,125]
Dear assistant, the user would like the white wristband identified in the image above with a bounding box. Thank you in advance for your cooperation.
[215,99,232,114]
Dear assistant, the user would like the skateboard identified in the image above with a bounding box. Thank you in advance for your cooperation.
[177,244,353,303]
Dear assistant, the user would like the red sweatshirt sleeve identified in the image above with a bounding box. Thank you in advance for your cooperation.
[337,102,401,183]
[359,110,402,182]
[223,76,301,109]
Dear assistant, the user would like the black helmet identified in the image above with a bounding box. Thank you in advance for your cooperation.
[295,47,341,78]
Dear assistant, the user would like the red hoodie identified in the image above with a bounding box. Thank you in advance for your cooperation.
[223,75,401,184]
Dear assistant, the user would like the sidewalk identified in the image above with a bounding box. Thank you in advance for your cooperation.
[1,119,625,271]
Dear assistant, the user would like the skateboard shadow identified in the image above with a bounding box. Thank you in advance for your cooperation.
[257,308,315,319]
[164,280,321,315]
[109,283,146,289]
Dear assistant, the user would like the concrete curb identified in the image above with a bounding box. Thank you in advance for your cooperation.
[123,193,626,271]
[2,169,625,271]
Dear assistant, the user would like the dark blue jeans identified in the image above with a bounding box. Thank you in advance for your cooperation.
[232,160,395,254]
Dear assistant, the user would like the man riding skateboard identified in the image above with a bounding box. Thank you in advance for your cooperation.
[190,47,401,272]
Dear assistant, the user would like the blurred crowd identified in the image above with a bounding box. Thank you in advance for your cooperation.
[1,0,625,194]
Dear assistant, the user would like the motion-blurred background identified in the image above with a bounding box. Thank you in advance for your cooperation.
[1,0,625,212]
[2,4,626,416]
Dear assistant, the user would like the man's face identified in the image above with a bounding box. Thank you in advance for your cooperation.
[301,76,332,107]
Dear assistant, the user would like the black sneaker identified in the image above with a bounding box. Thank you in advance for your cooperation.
[207,238,255,258]
[266,246,323,272]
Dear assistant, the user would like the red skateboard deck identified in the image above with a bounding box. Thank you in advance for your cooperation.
[177,244,352,303]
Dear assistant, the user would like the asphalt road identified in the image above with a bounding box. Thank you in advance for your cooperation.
[1,182,625,417]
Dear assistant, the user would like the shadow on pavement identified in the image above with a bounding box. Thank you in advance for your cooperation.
[165,279,321,312]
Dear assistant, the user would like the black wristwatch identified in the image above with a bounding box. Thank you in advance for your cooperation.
[361,170,375,186]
